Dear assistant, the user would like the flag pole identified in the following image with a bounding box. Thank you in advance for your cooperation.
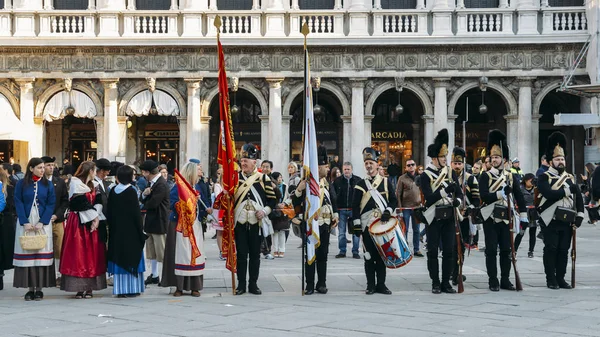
[301,22,309,296]
[214,15,236,296]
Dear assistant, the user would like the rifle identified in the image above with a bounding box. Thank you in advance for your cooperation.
[571,225,576,288]
[453,187,464,294]
[508,191,523,291]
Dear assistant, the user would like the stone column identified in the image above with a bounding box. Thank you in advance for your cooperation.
[432,0,453,35]
[334,0,343,9]
[373,0,382,9]
[88,0,96,9]
[505,114,519,164]
[341,115,352,166]
[517,77,534,173]
[116,116,128,161]
[350,78,367,178]
[181,0,208,9]
[200,116,211,175]
[291,0,299,9]
[208,0,217,10]
[348,0,371,36]
[267,78,285,170]
[281,115,291,182]
[101,79,120,161]
[170,0,177,9]
[94,117,104,159]
[532,114,540,172]
[127,0,135,10]
[16,79,41,158]
[517,0,538,34]
[412,123,421,164]
[260,115,269,160]
[252,0,260,9]
[433,78,450,135]
[185,79,203,164]
[423,114,434,166]
[43,0,53,9]
[178,117,187,170]
[447,114,457,155]
[364,115,374,156]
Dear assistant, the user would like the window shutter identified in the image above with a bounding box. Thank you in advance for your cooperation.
[136,0,171,10]
[217,0,253,10]
[299,0,336,9]
[53,0,88,10]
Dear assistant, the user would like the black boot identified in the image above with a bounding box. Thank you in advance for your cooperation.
[364,260,376,295]
[489,278,500,292]
[316,261,327,294]
[432,281,442,294]
[441,282,456,294]
[500,278,516,291]
[0,276,3,291]
[557,279,572,289]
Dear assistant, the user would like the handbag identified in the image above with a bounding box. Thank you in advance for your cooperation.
[19,228,48,251]
[553,206,576,223]
[493,205,509,221]
[435,205,454,220]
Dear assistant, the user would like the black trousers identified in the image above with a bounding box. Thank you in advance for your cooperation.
[363,227,386,288]
[306,224,330,290]
[483,219,512,284]
[543,220,572,283]
[235,222,261,289]
[514,225,537,253]
[425,219,455,285]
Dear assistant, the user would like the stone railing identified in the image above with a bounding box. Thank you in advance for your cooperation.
[123,12,178,36]
[456,8,513,34]
[373,10,428,35]
[206,12,261,37]
[542,7,588,34]
[0,8,590,39]
[289,10,344,37]
[39,12,95,36]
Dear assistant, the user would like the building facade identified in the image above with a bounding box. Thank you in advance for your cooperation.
[0,0,596,179]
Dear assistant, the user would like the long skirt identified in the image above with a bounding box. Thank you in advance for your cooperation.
[59,212,107,292]
[13,265,56,289]
[108,256,145,296]
[161,221,203,291]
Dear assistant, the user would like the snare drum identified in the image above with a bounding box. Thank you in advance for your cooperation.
[368,217,413,269]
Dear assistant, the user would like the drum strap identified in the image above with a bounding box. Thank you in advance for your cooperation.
[365,178,388,213]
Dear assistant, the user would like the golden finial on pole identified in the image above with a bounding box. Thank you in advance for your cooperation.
[214,15,222,30]
[301,22,309,48]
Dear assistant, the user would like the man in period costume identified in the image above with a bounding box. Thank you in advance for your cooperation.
[94,158,112,244]
[537,131,583,289]
[420,129,463,294]
[140,159,171,286]
[292,146,338,295]
[352,147,397,295]
[41,156,69,288]
[449,147,480,286]
[233,143,277,295]
[478,130,527,291]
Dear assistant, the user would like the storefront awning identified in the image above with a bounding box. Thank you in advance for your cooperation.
[43,90,97,122]
[0,94,28,141]
[126,90,180,117]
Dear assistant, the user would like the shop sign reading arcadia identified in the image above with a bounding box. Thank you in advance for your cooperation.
[144,131,180,138]
[371,131,408,140]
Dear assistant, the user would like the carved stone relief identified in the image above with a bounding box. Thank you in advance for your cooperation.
[281,78,302,105]
[327,78,351,103]
[0,79,20,103]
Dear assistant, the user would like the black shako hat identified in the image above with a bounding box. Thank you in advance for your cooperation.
[241,143,259,159]
[41,156,56,163]
[452,147,466,163]
[362,147,380,162]
[94,158,112,171]
[427,129,449,158]
[545,131,567,160]
[486,129,509,160]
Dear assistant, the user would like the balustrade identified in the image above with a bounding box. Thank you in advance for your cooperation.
[123,13,177,36]
[456,9,513,34]
[373,11,428,35]
[542,7,587,34]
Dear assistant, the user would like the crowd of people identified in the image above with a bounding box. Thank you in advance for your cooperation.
[0,128,597,299]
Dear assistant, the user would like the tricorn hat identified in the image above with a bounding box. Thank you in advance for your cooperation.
[41,156,56,163]
[486,129,509,160]
[545,131,567,160]
[94,158,112,171]
[427,129,449,158]
[139,160,159,172]
[362,147,380,162]
[241,143,259,160]
[451,147,466,163]
[318,146,328,166]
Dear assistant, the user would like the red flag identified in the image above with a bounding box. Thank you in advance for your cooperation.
[215,32,239,273]
[173,169,201,266]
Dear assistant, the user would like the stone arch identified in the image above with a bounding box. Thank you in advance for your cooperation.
[448,80,518,117]
[119,82,187,117]
[365,81,433,117]
[533,80,563,117]
[201,80,269,118]
[35,82,103,119]
[282,80,350,117]
[0,85,20,119]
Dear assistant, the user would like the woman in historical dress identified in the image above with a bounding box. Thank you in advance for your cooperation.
[161,162,205,297]
[12,157,56,301]
[59,161,107,299]
[107,165,146,298]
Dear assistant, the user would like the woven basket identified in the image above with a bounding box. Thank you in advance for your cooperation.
[19,230,48,251]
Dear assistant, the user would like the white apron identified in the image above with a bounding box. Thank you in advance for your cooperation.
[13,182,54,267]
[174,219,205,277]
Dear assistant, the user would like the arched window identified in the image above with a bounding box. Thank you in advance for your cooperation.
[54,0,88,10]
[217,0,253,10]
[380,0,417,9]
[549,0,583,6]
[136,0,170,10]
[299,0,336,9]
[464,0,499,8]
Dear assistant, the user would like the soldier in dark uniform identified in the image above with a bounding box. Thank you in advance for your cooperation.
[41,156,69,287]
[352,148,397,295]
[292,146,338,295]
[537,131,583,289]
[478,130,527,291]
[233,143,277,295]
[420,129,463,294]
[450,147,480,286]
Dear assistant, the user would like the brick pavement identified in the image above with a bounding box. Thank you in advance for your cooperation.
[1,222,600,336]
